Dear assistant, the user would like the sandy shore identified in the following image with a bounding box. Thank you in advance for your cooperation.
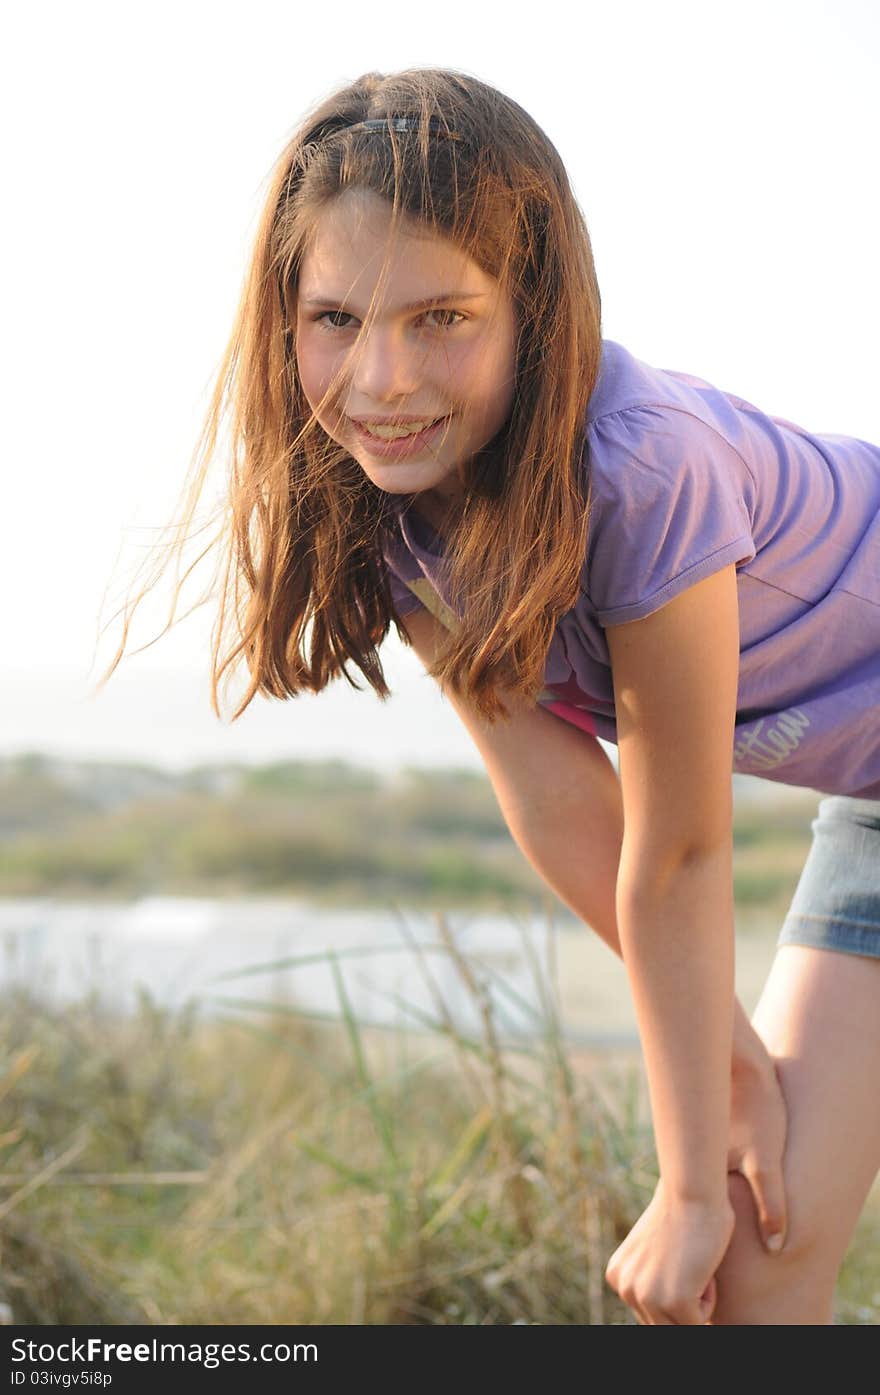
[535,907,785,1046]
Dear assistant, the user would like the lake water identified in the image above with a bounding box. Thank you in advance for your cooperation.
[0,895,640,1049]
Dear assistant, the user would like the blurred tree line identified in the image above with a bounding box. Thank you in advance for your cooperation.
[0,754,816,911]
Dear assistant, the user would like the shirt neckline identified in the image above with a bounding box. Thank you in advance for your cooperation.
[390,495,446,559]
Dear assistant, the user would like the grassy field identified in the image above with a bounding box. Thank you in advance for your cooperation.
[2,759,875,1323]
[1,917,877,1326]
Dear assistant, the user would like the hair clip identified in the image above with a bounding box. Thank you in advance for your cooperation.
[356,116,461,137]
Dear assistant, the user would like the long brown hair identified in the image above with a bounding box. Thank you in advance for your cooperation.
[95,68,603,723]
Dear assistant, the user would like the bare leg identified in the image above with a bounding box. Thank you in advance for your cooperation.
[710,944,880,1324]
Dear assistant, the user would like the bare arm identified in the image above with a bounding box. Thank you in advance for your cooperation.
[398,605,766,1070]
[605,564,740,1202]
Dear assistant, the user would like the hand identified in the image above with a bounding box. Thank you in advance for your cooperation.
[604,1180,736,1324]
[728,1039,789,1252]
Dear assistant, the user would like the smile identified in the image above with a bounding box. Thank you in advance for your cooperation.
[349,415,452,458]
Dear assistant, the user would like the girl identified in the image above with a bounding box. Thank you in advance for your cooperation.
[100,68,880,1325]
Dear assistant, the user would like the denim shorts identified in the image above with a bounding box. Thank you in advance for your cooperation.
[777,796,880,958]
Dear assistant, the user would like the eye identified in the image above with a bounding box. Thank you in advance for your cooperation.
[312,309,467,332]
[314,311,356,331]
[422,309,467,329]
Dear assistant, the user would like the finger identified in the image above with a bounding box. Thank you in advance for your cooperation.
[663,1297,708,1325]
[699,1275,718,1323]
[627,1294,650,1325]
[740,1157,787,1252]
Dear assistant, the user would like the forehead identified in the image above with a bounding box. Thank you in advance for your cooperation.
[297,189,491,297]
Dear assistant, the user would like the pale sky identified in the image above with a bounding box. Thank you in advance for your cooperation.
[3,0,879,772]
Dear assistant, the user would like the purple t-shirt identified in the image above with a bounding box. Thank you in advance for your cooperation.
[381,339,880,800]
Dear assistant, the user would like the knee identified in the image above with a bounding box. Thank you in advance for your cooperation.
[710,1172,834,1324]
[724,1168,823,1265]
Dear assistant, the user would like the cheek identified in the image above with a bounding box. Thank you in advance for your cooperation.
[459,343,516,413]
[294,330,318,384]
[444,340,497,398]
[296,336,337,413]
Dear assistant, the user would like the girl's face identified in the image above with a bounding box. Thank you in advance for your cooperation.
[295,189,519,521]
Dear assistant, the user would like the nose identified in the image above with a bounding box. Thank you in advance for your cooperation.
[348,324,429,402]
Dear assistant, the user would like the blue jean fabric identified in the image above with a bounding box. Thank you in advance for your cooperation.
[777,796,880,958]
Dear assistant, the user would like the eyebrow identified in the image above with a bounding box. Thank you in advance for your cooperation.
[299,291,489,312]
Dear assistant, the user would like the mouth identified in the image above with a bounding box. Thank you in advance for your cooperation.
[349,414,453,457]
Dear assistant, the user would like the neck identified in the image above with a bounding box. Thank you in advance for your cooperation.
[410,490,465,540]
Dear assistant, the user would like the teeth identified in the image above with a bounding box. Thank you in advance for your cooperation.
[359,420,439,440]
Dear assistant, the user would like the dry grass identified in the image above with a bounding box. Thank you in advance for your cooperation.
[0,910,877,1325]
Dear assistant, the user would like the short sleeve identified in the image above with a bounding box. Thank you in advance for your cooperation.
[584,405,757,626]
